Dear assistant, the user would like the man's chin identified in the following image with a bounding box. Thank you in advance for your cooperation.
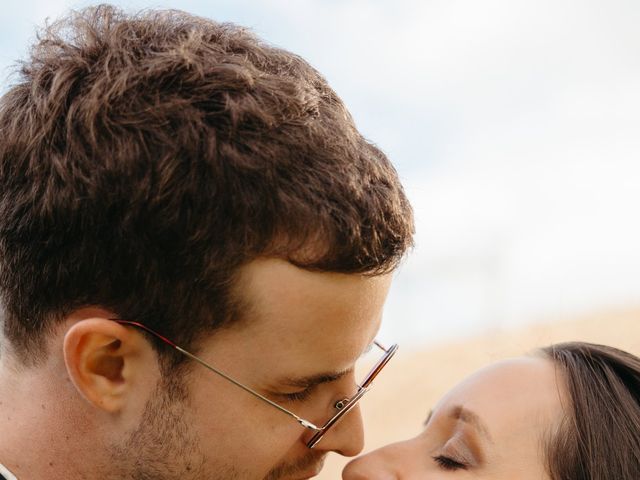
[263,453,326,480]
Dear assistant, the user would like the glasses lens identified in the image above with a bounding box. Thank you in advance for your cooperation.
[306,342,398,448]
[359,342,398,389]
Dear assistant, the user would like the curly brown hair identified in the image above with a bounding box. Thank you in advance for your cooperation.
[0,5,413,366]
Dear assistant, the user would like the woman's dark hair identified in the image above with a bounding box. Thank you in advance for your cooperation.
[0,5,414,366]
[542,342,640,479]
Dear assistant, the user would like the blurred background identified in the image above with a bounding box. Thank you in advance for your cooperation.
[3,1,640,478]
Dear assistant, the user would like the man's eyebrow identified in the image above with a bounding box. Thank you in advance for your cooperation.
[450,405,493,441]
[278,368,352,388]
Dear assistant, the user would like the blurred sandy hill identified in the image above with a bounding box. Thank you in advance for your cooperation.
[317,306,640,479]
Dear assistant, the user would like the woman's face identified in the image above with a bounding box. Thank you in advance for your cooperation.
[343,356,565,479]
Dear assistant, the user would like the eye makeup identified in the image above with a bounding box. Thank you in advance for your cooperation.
[438,433,480,467]
[426,412,486,472]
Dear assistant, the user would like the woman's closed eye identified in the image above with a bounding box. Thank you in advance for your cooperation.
[427,410,484,472]
[433,454,469,471]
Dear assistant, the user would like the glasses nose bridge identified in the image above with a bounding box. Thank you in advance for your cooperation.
[302,374,360,429]
[324,368,371,420]
[310,399,366,456]
[306,385,370,448]
[312,369,362,418]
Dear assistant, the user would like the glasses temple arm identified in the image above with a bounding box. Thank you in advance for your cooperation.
[175,346,322,431]
[114,319,321,432]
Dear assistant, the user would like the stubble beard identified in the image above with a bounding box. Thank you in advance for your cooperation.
[105,375,326,480]
[106,377,242,480]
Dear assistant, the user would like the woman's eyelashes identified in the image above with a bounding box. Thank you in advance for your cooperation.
[424,413,484,472]
[430,436,479,472]
[433,455,469,471]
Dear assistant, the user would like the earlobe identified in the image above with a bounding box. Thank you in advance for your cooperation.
[63,318,142,413]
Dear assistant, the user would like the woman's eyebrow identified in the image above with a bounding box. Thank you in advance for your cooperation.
[450,405,493,441]
[424,409,433,426]
[423,406,493,442]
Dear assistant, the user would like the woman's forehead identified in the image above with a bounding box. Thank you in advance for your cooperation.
[432,356,565,438]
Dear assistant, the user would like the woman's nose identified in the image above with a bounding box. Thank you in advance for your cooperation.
[342,443,403,480]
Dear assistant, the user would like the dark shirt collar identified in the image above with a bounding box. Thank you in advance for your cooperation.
[0,462,16,480]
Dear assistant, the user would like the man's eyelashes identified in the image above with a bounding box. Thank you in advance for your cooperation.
[279,387,314,402]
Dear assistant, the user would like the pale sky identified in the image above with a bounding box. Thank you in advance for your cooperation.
[3,0,640,346]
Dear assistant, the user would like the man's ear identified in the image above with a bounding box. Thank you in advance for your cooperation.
[63,318,153,413]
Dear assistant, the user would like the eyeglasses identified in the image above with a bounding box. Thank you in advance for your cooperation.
[114,319,398,448]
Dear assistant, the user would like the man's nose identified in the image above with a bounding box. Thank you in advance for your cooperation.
[313,402,365,457]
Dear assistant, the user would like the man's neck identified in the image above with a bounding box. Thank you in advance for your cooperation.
[0,359,101,479]
[0,364,26,479]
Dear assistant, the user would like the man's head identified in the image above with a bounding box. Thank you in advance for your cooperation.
[0,4,413,478]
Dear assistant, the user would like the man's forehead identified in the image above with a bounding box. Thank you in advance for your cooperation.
[231,258,387,335]
[234,258,391,301]
[267,339,388,393]
[207,258,389,383]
